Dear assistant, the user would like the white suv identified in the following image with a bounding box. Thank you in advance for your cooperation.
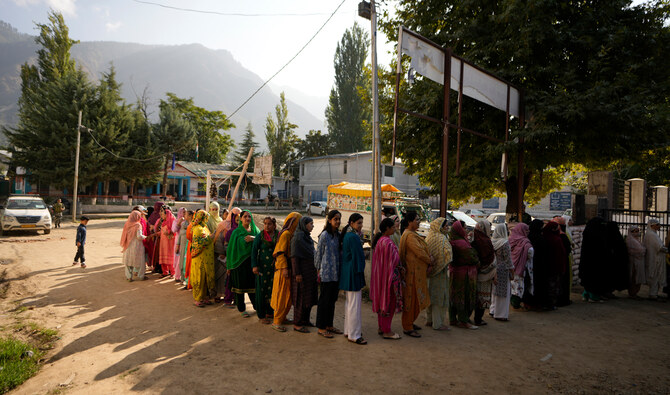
[0,195,52,235]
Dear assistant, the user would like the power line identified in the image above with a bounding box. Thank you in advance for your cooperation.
[132,0,342,17]
[83,126,187,162]
[228,0,347,118]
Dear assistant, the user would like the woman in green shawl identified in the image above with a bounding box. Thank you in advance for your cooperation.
[252,216,279,324]
[226,210,260,317]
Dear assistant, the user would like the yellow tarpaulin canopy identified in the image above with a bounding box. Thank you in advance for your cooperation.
[327,182,402,197]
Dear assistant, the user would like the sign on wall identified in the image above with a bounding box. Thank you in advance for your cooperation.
[550,192,572,211]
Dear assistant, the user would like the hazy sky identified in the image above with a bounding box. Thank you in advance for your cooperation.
[1,0,397,104]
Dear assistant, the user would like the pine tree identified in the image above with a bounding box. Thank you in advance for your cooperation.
[230,122,260,198]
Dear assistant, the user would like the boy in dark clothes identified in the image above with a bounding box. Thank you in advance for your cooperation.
[73,216,89,268]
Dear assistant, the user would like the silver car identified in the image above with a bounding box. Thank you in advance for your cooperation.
[1,195,53,235]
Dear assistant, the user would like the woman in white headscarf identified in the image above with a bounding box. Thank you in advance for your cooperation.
[626,225,646,299]
[490,224,514,321]
[644,218,667,300]
[425,217,452,330]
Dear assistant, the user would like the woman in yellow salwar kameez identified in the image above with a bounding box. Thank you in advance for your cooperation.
[190,210,216,307]
[270,212,302,332]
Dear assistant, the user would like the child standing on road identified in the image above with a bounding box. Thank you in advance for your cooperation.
[73,216,89,268]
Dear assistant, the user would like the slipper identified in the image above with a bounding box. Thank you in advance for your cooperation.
[318,331,334,338]
[403,330,421,338]
[435,325,451,331]
[413,324,422,330]
[241,311,251,318]
[383,333,401,340]
[456,322,479,330]
[203,300,213,305]
[260,318,272,325]
[271,324,286,332]
[194,301,205,308]
[327,327,343,335]
[293,326,309,333]
[348,337,367,345]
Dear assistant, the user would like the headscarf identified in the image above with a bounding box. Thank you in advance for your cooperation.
[626,225,645,255]
[448,220,471,250]
[491,223,509,251]
[426,217,452,277]
[216,207,240,242]
[147,201,164,225]
[207,201,223,233]
[542,221,567,274]
[173,207,186,233]
[224,212,240,243]
[509,223,532,276]
[161,206,175,233]
[226,210,260,270]
[473,220,495,267]
[273,212,302,258]
[120,210,142,252]
[190,210,212,258]
[291,216,315,261]
[389,214,401,247]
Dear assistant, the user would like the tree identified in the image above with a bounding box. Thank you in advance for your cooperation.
[325,22,371,154]
[265,92,298,176]
[230,122,260,198]
[293,130,333,160]
[154,102,196,198]
[163,93,235,164]
[379,1,670,212]
[4,11,99,190]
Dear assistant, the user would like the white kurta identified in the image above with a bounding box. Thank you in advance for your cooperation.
[643,229,667,297]
[122,225,146,270]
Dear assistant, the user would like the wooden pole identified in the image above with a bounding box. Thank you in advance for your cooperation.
[72,110,82,222]
[227,147,254,213]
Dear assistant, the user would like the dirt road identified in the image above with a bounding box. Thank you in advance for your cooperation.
[1,217,669,394]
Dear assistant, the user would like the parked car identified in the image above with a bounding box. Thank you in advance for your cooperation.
[0,195,52,235]
[486,212,507,232]
[306,201,328,216]
[464,208,487,221]
[447,210,478,229]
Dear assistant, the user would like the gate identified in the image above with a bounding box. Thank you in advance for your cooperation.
[599,208,669,241]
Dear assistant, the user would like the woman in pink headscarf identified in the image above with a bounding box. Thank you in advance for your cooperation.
[215,207,240,305]
[159,206,176,278]
[121,210,147,281]
[509,223,534,309]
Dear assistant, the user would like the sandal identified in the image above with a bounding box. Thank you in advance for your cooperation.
[318,330,334,338]
[203,299,213,305]
[383,333,401,340]
[327,327,343,335]
[456,322,479,330]
[271,324,286,332]
[413,324,422,331]
[435,325,451,331]
[348,337,367,345]
[293,326,309,333]
[403,330,421,338]
[194,301,205,308]
[241,311,250,318]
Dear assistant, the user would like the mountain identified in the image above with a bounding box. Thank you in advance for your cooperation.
[0,20,325,151]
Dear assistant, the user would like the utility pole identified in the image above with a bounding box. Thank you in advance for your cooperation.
[72,110,82,222]
[359,0,382,236]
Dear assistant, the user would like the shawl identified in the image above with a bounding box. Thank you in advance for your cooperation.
[226,210,260,270]
[626,228,645,257]
[491,223,509,251]
[472,229,495,268]
[543,221,567,275]
[273,212,302,258]
[216,207,240,242]
[371,235,403,314]
[207,201,223,233]
[449,221,471,250]
[509,223,532,276]
[161,207,175,234]
[190,210,211,258]
[425,218,452,277]
[291,216,315,261]
[120,210,142,252]
[172,207,185,233]
[224,212,239,243]
[147,201,164,225]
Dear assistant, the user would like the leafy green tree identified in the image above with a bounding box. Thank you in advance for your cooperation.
[265,92,298,176]
[4,11,99,190]
[293,130,333,159]
[230,122,260,198]
[379,1,670,213]
[163,93,235,164]
[325,22,371,154]
[154,102,196,197]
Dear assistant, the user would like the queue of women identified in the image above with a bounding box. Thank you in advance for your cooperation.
[118,202,669,346]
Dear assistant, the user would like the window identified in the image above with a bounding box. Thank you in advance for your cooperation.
[343,160,348,174]
[384,165,394,177]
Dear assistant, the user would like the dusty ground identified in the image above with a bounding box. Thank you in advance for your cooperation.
[1,216,669,394]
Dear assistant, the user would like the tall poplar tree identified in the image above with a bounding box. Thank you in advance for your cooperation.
[325,22,370,154]
[265,92,298,176]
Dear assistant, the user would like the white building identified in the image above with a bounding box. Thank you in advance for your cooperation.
[295,151,422,202]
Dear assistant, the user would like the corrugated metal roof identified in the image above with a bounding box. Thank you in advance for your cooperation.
[176,161,231,178]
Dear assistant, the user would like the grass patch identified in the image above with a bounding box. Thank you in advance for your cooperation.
[0,337,43,394]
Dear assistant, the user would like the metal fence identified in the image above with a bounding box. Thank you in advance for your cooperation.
[599,208,669,241]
